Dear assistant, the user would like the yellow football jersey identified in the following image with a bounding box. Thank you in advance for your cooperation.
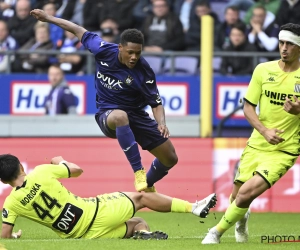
[2,164,98,238]
[245,60,300,155]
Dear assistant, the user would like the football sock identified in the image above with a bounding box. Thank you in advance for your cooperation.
[116,125,142,172]
[146,158,169,187]
[171,198,192,213]
[216,200,248,233]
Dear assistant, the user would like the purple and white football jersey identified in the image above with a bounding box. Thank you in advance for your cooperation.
[81,32,162,112]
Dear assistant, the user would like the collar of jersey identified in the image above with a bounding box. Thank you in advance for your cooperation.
[15,180,27,190]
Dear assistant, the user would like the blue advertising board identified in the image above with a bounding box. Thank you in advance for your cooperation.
[0,74,251,127]
[213,75,251,127]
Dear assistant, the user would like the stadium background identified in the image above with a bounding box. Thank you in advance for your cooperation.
[0,73,299,213]
[0,0,298,217]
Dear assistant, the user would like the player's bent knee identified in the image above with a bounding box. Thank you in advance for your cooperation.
[109,110,129,126]
[166,154,178,167]
[171,154,178,166]
[133,217,150,231]
[125,217,150,238]
[132,217,147,225]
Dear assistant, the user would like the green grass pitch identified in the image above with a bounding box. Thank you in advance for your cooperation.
[1,212,299,250]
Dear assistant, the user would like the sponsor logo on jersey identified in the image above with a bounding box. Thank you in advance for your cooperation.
[265,90,300,105]
[100,41,105,47]
[2,208,8,218]
[125,75,134,85]
[52,203,83,234]
[96,71,123,90]
[146,80,154,84]
[294,76,300,79]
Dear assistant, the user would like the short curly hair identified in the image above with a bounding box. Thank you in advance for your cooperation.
[120,29,144,46]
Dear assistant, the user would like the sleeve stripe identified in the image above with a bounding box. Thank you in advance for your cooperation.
[2,222,14,226]
[62,163,71,178]
[243,98,257,107]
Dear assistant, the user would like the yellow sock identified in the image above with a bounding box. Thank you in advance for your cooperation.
[216,200,248,233]
[171,198,192,213]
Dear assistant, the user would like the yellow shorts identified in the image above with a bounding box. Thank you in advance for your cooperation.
[82,192,135,239]
[234,146,298,187]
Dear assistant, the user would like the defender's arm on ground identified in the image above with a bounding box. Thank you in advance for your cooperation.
[244,101,284,145]
[152,105,169,138]
[30,9,87,41]
[1,224,21,239]
[51,156,83,177]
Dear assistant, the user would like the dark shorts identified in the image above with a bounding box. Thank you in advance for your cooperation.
[95,109,168,151]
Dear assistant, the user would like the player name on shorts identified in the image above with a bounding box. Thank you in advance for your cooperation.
[20,183,41,206]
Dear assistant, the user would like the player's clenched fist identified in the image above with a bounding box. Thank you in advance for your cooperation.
[30,9,49,22]
[284,96,300,115]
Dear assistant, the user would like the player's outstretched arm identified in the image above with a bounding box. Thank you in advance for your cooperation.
[30,9,87,41]
[51,156,83,178]
[1,224,22,239]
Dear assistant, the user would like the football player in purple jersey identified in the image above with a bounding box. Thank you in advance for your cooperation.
[30,9,178,192]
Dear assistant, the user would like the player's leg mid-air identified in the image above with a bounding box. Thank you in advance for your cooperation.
[97,109,178,192]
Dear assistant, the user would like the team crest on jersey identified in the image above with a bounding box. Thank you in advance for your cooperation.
[2,208,8,218]
[125,75,134,85]
[294,84,300,93]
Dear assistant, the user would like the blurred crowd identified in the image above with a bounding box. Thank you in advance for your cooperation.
[0,0,298,75]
